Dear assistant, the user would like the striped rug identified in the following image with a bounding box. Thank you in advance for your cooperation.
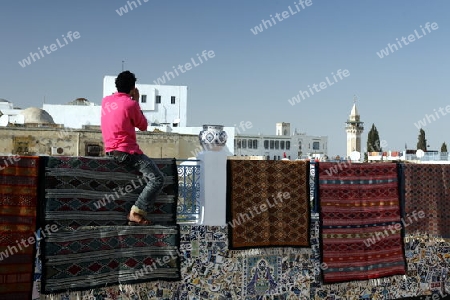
[41,226,180,293]
[318,162,406,283]
[41,156,178,227]
[40,156,180,294]
[0,156,40,299]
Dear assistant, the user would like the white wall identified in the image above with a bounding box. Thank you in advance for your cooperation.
[43,104,102,128]
[0,102,14,110]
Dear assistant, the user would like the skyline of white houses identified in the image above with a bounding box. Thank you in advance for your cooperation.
[103,76,188,127]
[234,122,328,160]
[41,77,188,129]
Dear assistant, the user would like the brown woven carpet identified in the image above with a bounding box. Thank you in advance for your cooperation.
[227,160,310,249]
[0,156,40,300]
[401,163,450,238]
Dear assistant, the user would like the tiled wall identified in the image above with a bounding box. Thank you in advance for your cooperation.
[40,222,450,300]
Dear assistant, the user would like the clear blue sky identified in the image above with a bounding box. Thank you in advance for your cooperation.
[1,0,449,156]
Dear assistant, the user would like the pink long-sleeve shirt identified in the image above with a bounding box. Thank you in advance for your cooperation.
[101,92,148,154]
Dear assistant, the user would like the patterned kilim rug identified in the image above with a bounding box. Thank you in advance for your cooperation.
[41,226,180,293]
[41,156,178,227]
[227,160,310,249]
[400,164,450,238]
[318,162,406,284]
[0,156,40,300]
[39,156,181,294]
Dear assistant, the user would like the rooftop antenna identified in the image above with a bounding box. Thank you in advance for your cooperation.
[122,60,125,71]
[353,94,358,103]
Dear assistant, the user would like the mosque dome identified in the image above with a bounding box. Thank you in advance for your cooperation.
[20,107,55,124]
[68,98,91,105]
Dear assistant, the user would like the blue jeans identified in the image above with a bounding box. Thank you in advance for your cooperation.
[113,152,164,214]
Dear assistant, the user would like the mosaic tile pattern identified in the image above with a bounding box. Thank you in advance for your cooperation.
[39,223,450,300]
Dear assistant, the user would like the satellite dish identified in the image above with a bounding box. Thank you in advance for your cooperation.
[416,149,425,158]
[350,151,361,161]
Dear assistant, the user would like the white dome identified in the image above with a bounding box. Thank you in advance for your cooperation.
[20,107,55,124]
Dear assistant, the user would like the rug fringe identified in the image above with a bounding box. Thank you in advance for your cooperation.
[45,291,82,300]
[330,274,407,290]
[405,231,448,242]
[226,247,311,258]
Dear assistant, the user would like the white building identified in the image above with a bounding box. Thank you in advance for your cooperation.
[42,76,188,130]
[43,98,99,129]
[234,122,328,160]
[0,99,24,126]
[103,76,188,127]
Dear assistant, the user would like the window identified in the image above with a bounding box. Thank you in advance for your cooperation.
[155,95,161,104]
[141,95,147,103]
[313,142,320,150]
[299,141,302,150]
[270,140,274,149]
[264,140,269,149]
[86,144,101,157]
[280,141,285,150]
[237,140,241,148]
[275,141,279,149]
[286,141,290,150]
[248,139,252,149]
[171,96,176,104]
[242,139,247,149]
[253,140,258,149]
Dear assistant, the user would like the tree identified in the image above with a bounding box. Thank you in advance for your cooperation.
[441,142,447,153]
[367,124,382,152]
[416,129,427,151]
[364,124,381,162]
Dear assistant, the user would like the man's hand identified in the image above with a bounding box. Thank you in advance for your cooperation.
[130,88,140,101]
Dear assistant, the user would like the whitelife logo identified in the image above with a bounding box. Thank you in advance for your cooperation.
[18,31,81,68]
[414,105,450,129]
[152,50,215,85]
[116,0,149,16]
[228,192,291,228]
[250,0,313,35]
[287,69,350,106]
[376,22,438,59]
[364,210,425,247]
[0,224,58,261]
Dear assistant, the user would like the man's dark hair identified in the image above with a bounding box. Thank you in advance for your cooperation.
[115,71,137,93]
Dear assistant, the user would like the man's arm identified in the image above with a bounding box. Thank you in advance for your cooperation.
[130,88,148,131]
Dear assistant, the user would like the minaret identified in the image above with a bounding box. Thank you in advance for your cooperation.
[345,98,364,158]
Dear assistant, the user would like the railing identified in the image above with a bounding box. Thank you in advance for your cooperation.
[176,159,319,224]
[176,160,201,224]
